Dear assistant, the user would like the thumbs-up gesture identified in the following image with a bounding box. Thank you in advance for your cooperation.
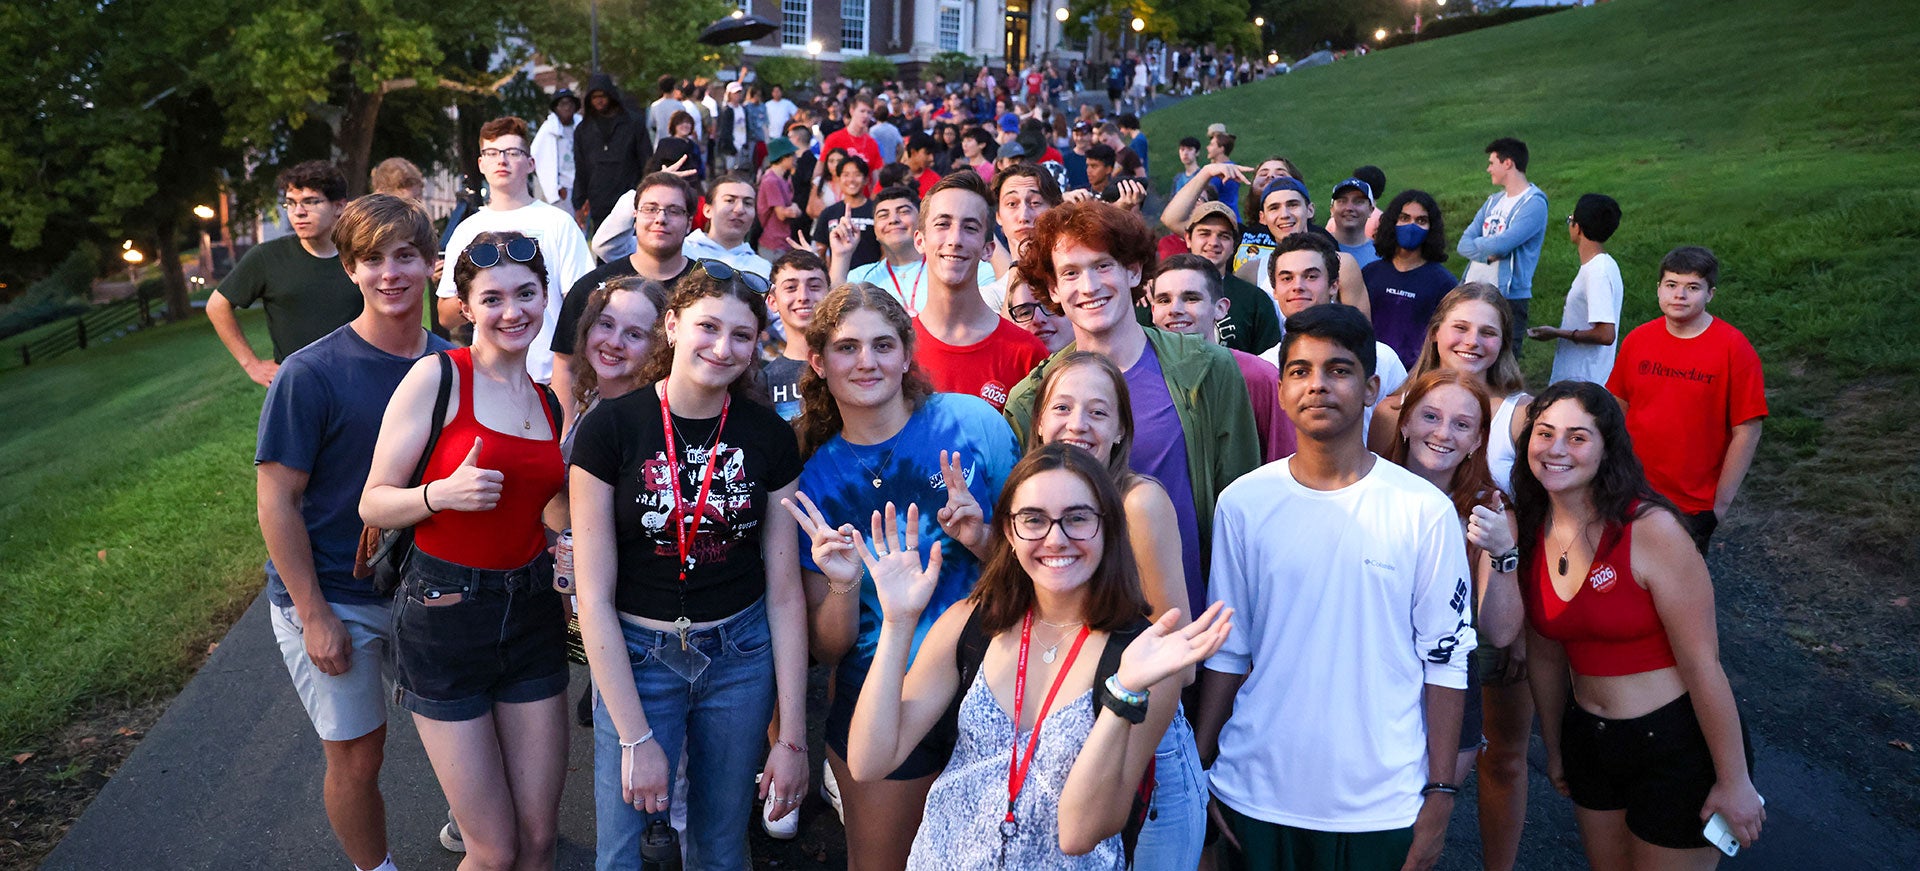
[435,437,505,512]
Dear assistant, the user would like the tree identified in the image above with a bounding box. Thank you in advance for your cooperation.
[1061,0,1259,55]
[0,0,241,320]
[1248,0,1407,54]
[522,0,739,104]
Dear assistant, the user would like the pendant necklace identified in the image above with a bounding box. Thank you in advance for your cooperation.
[1555,519,1595,577]
[848,442,895,489]
[1036,619,1085,664]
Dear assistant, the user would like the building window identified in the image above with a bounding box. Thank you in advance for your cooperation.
[840,0,868,54]
[781,0,810,48]
[938,4,964,52]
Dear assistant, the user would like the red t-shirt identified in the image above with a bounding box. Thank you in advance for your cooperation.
[1606,317,1767,513]
[912,317,1050,410]
[822,129,885,195]
[1229,349,1294,463]
[916,168,941,199]
[1156,233,1191,261]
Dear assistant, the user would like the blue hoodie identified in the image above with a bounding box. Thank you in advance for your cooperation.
[1457,184,1548,300]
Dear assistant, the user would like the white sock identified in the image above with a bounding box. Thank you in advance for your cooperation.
[355,856,397,871]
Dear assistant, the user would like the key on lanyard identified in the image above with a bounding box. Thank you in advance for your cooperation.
[674,616,693,650]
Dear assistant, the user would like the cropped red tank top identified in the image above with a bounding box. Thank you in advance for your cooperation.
[413,349,565,569]
[1524,507,1679,677]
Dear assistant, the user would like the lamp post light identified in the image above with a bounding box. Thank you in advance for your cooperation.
[193,204,216,280]
[1056,6,1068,22]
[807,38,822,56]
[1375,28,1387,41]
[1131,16,1144,32]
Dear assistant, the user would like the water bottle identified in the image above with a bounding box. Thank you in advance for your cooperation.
[553,529,575,594]
[639,819,681,871]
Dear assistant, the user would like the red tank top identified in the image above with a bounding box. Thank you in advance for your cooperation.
[413,349,565,570]
[1524,507,1678,677]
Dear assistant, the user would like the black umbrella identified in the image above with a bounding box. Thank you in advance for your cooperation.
[699,13,778,46]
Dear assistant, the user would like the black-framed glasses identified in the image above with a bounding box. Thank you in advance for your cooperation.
[1010,509,1103,541]
[280,197,329,212]
[479,147,530,160]
[463,236,540,269]
[637,203,691,220]
[696,258,770,295]
[1008,301,1045,324]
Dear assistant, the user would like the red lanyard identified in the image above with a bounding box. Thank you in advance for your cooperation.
[885,258,925,317]
[656,381,730,583]
[1005,610,1091,826]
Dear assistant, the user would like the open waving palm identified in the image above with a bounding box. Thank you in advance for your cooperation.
[1115,602,1234,692]
[864,502,943,622]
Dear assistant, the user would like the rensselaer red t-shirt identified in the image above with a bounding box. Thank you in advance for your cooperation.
[1606,317,1767,513]
[913,317,1050,410]
[821,129,885,195]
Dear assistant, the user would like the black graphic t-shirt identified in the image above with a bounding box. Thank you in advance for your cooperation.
[570,383,802,621]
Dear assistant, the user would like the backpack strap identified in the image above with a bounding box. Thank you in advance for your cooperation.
[538,382,564,436]
[408,352,453,489]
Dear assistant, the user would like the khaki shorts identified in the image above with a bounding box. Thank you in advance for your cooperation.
[271,600,392,742]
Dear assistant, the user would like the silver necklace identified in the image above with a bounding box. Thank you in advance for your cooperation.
[1036,620,1085,664]
[846,442,895,489]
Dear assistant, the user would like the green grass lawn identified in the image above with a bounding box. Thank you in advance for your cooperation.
[0,312,270,749]
[1146,0,1920,562]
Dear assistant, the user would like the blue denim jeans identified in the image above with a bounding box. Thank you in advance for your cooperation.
[1130,709,1206,870]
[594,597,775,871]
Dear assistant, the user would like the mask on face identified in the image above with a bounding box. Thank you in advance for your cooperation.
[1395,223,1429,252]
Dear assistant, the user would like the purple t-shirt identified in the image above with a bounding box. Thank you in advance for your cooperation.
[1124,342,1204,613]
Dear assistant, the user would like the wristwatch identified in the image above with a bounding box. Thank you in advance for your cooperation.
[1492,549,1520,574]
[1098,674,1149,724]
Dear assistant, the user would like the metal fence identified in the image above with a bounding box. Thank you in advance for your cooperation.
[17,296,164,367]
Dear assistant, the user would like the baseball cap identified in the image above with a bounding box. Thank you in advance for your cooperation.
[999,113,1021,133]
[1206,122,1228,136]
[999,140,1029,160]
[1072,120,1094,134]
[1186,201,1239,233]
[1331,177,1374,202]
[1262,177,1311,205]
[550,88,577,109]
[725,81,743,94]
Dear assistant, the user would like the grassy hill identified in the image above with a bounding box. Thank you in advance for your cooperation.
[0,314,268,748]
[1146,0,1920,573]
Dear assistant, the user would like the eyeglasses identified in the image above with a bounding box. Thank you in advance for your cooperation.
[637,204,691,220]
[479,147,530,161]
[1010,509,1103,541]
[696,258,770,295]
[280,197,330,212]
[1007,301,1048,324]
[463,236,540,269]
[1565,214,1576,228]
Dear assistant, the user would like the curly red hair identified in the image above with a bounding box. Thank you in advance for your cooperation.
[1017,200,1158,305]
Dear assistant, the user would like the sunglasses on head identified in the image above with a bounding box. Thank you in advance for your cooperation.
[464,236,540,269]
[696,258,770,295]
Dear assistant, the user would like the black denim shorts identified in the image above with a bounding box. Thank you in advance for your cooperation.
[391,548,569,721]
[1562,693,1754,849]
[824,675,948,781]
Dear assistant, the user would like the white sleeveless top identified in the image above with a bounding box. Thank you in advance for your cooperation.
[1488,392,1524,497]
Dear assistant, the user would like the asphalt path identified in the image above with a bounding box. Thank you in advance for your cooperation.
[42,589,1919,870]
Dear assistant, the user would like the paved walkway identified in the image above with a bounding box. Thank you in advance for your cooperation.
[45,590,1919,870]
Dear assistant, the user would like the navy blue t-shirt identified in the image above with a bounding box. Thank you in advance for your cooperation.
[256,324,454,606]
[1364,259,1459,368]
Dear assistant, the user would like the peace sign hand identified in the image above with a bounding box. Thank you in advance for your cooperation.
[934,450,987,553]
[864,502,943,623]
[1115,602,1234,693]
[781,491,863,587]
[663,154,699,179]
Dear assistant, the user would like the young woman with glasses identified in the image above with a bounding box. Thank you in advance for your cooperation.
[360,230,571,868]
[845,443,1233,870]
[568,261,807,870]
[782,282,1022,870]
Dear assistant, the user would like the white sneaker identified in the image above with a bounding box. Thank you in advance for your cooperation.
[439,814,465,853]
[757,773,800,839]
[819,759,844,824]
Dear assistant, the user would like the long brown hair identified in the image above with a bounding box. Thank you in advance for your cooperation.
[969,443,1149,636]
[1512,381,1680,557]
[1405,283,1526,398]
[635,265,771,406]
[794,282,935,457]
[1384,369,1498,521]
[567,276,670,409]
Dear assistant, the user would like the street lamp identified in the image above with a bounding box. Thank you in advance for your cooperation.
[731,8,743,17]
[1374,28,1387,41]
[1254,16,1264,27]
[193,204,215,220]
[807,39,822,56]
[1131,16,1144,32]
[1267,51,1279,65]
[1056,6,1069,22]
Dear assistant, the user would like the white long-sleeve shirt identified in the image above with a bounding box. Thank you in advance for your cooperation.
[1205,456,1474,832]
[530,112,577,207]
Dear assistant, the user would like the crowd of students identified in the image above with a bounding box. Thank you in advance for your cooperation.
[217,70,1770,871]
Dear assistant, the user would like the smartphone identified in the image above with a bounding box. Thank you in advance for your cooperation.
[1702,795,1765,857]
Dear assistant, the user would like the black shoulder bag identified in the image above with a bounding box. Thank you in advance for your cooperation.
[354,351,453,597]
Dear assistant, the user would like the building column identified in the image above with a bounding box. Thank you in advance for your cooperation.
[911,0,938,56]
[973,0,1004,66]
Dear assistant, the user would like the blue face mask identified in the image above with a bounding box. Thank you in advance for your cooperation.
[1395,223,1429,252]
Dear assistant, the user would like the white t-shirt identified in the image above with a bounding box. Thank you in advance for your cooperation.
[848,258,995,317]
[1205,457,1475,832]
[1462,193,1519,285]
[437,201,595,383]
[1551,252,1624,385]
[764,98,798,140]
